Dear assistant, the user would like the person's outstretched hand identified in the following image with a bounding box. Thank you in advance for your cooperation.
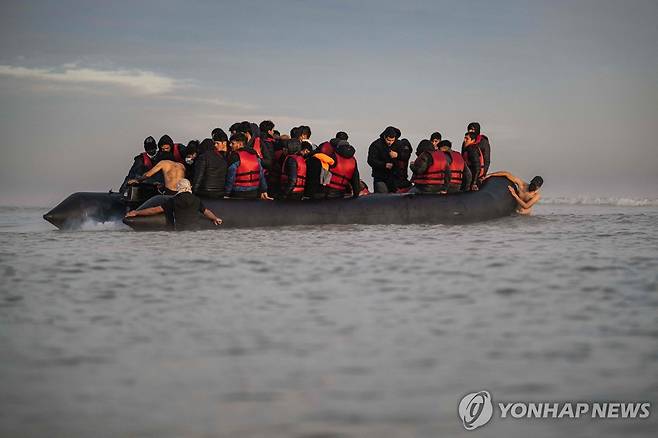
[125,210,138,218]
[212,217,223,226]
[260,192,273,200]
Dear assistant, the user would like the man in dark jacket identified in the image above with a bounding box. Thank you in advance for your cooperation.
[193,133,228,198]
[463,122,491,176]
[120,136,160,193]
[258,120,276,174]
[367,126,409,193]
[462,132,484,191]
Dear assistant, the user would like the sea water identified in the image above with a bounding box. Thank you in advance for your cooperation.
[1,202,657,438]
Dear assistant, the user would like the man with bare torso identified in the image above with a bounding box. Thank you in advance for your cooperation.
[128,160,186,194]
[485,171,544,215]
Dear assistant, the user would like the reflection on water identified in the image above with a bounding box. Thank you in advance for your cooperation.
[1,205,657,437]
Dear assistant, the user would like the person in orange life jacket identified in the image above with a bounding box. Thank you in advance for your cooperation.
[225,132,271,200]
[279,139,310,200]
[193,134,228,198]
[325,140,360,199]
[462,132,484,191]
[367,126,409,193]
[410,139,449,194]
[183,140,199,181]
[438,140,471,193]
[125,179,222,230]
[120,136,160,193]
[462,122,491,177]
[156,134,185,163]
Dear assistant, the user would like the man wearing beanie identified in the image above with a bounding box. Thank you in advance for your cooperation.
[119,136,161,194]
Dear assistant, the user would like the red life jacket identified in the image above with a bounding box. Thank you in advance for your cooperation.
[280,154,307,193]
[446,150,465,186]
[141,152,154,170]
[412,150,448,185]
[172,143,183,163]
[234,149,261,188]
[252,137,263,159]
[327,154,357,191]
[462,144,485,179]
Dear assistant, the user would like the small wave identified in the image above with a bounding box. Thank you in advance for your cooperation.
[542,196,658,207]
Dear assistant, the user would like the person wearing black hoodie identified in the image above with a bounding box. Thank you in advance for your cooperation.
[120,136,160,194]
[367,126,407,193]
[193,132,228,198]
[326,140,360,199]
[157,134,186,163]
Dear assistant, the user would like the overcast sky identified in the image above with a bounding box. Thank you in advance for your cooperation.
[1,0,657,205]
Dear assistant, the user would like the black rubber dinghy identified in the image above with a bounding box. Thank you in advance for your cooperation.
[44,176,517,231]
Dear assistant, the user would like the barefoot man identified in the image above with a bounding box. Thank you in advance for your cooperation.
[128,160,185,195]
[486,171,544,215]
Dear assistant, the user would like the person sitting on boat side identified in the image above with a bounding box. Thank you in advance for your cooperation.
[119,136,159,194]
[438,140,471,193]
[485,172,543,215]
[183,140,199,181]
[225,132,271,200]
[193,135,228,199]
[410,139,449,194]
[128,157,186,195]
[463,122,491,177]
[279,139,308,200]
[368,126,404,193]
[125,179,222,230]
[462,132,485,191]
[325,140,360,199]
[156,134,185,163]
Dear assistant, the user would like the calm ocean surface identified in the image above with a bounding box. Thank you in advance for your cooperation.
[1,202,657,438]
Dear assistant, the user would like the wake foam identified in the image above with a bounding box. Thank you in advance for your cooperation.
[542,197,658,207]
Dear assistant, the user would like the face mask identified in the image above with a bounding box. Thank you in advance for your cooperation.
[185,157,195,165]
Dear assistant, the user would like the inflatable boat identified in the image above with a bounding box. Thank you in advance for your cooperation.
[43,176,517,230]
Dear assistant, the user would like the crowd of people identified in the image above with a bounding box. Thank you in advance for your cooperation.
[121,120,493,201]
[121,120,543,228]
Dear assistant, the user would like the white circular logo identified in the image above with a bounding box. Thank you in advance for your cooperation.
[458,390,493,430]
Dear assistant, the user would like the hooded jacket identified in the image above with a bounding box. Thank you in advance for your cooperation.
[367,128,410,190]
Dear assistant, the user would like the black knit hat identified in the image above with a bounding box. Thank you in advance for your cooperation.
[212,128,228,142]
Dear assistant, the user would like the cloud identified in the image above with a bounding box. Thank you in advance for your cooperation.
[0,64,177,94]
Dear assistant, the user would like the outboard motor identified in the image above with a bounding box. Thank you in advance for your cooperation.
[123,183,161,209]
